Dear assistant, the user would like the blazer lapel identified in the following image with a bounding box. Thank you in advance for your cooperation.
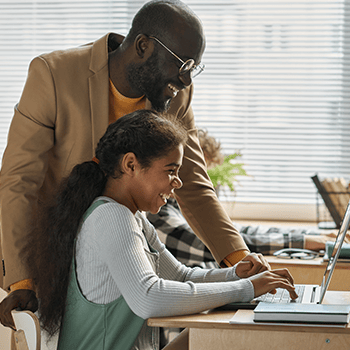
[88,32,154,152]
[89,70,109,153]
[88,34,112,153]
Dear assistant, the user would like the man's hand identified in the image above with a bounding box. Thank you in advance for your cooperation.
[0,290,38,330]
[235,252,270,278]
[305,231,350,251]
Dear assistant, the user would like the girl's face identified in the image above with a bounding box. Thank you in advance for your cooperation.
[132,144,184,214]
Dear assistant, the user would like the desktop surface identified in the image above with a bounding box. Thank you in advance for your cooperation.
[148,291,350,350]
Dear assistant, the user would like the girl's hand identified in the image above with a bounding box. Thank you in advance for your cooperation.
[248,268,298,299]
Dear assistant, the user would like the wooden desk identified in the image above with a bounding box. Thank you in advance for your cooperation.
[148,292,350,350]
[266,256,350,291]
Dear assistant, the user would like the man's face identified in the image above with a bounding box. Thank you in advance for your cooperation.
[127,50,176,113]
[127,27,205,113]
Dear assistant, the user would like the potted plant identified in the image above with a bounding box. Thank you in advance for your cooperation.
[198,129,248,195]
[207,152,248,194]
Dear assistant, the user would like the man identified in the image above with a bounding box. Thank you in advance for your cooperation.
[0,0,268,331]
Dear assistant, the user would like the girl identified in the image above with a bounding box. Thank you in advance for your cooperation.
[23,110,296,350]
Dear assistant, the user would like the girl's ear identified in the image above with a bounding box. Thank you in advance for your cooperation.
[121,152,138,176]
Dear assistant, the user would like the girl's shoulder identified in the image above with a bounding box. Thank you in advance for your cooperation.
[91,196,133,214]
[83,196,137,229]
[80,197,141,243]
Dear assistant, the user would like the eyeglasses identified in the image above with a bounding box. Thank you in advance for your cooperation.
[149,36,205,79]
[273,248,319,260]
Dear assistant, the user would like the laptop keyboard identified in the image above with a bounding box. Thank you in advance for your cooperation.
[255,285,305,304]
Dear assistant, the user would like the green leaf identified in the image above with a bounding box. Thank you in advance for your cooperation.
[207,152,248,192]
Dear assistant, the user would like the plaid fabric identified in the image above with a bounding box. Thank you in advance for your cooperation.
[147,198,218,268]
[147,198,322,267]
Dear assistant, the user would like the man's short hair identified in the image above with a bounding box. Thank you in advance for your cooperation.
[125,0,201,44]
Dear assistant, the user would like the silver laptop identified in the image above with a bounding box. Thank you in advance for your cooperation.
[223,199,350,310]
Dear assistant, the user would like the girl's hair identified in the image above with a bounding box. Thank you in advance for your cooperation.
[21,109,187,337]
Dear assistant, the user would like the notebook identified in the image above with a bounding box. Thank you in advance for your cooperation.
[223,199,350,311]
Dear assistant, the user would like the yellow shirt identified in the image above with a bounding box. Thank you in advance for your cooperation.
[108,78,146,124]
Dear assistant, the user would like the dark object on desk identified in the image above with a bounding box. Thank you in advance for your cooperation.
[324,241,350,261]
[312,174,350,229]
[273,248,319,260]
[318,221,337,230]
[254,302,350,324]
[216,300,258,311]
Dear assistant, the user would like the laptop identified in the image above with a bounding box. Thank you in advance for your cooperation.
[223,199,350,311]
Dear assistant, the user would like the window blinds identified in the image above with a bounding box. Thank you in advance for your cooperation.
[0,0,133,159]
[187,0,350,205]
[0,0,349,210]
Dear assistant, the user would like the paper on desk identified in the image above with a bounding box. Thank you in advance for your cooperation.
[229,309,347,328]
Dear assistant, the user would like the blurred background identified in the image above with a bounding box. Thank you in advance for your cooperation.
[0,0,349,222]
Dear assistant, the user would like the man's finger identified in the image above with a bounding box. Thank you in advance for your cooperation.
[243,255,270,275]
[0,313,16,330]
[0,290,38,330]
[26,298,39,312]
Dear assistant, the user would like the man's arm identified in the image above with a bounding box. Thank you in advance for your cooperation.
[237,225,304,255]
[0,56,58,328]
[167,86,250,266]
[165,88,271,274]
[168,91,286,270]
[0,56,56,290]
[177,129,271,271]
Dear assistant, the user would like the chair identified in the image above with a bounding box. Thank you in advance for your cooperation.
[12,310,41,350]
[0,288,43,350]
[0,287,14,350]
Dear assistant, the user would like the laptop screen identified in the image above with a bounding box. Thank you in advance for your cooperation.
[319,200,350,303]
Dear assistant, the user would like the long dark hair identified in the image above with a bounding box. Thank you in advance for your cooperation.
[22,110,187,337]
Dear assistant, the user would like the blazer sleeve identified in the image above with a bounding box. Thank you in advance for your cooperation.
[0,56,56,289]
[168,85,249,265]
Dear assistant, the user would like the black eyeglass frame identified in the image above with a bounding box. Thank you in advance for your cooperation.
[149,35,205,79]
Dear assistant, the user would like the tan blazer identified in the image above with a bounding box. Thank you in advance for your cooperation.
[0,33,248,289]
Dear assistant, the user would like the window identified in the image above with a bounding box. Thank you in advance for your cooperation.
[1,0,349,221]
[0,0,130,157]
[189,1,350,206]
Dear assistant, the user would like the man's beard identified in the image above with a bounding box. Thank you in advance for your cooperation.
[127,52,172,113]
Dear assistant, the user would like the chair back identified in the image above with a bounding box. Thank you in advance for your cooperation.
[0,288,41,350]
[12,310,41,350]
[0,287,13,349]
